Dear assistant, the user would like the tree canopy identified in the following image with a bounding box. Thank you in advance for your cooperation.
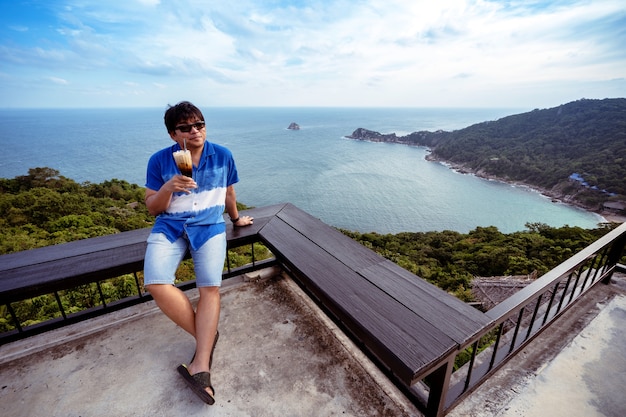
[0,167,152,254]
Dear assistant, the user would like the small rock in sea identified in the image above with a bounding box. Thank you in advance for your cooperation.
[287,122,300,130]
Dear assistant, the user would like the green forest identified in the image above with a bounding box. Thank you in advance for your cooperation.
[0,167,153,253]
[1,168,620,332]
[352,98,626,209]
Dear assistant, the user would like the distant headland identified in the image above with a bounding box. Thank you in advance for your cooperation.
[346,98,626,222]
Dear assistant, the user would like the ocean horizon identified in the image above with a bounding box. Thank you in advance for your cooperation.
[0,106,605,234]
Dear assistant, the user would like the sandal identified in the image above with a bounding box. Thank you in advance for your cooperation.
[180,331,219,404]
[177,364,215,405]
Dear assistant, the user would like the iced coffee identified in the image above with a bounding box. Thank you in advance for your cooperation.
[173,150,193,177]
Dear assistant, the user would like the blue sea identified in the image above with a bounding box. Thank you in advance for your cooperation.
[0,107,605,234]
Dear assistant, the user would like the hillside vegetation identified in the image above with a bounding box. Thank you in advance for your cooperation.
[1,168,619,309]
[349,98,626,209]
[340,222,616,301]
[0,167,152,253]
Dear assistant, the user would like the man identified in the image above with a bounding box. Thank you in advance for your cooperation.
[143,101,253,404]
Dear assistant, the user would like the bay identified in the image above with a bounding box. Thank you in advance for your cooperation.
[0,107,604,233]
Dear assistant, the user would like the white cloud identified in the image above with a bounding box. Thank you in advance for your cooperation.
[1,0,625,108]
[47,76,69,85]
[9,25,29,32]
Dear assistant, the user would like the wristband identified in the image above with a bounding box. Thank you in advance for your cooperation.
[230,217,240,224]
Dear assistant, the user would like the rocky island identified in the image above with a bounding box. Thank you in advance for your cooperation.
[287,122,300,130]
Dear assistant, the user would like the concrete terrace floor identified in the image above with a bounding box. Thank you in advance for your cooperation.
[1,269,625,417]
[0,269,420,417]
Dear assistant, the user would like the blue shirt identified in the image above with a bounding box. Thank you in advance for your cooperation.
[146,141,239,250]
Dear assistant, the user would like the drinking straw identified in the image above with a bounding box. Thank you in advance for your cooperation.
[184,138,187,151]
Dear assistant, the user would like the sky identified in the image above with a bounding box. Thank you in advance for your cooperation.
[1,0,625,109]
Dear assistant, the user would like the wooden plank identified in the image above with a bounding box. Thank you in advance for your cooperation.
[275,203,383,270]
[259,215,457,383]
[0,228,151,271]
[0,244,147,302]
[275,204,491,344]
[360,262,491,345]
[225,204,286,247]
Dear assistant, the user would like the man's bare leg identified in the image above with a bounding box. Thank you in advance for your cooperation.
[146,284,196,335]
[187,286,220,375]
[147,284,220,395]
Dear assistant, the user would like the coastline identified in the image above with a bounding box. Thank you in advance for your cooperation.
[425,153,625,225]
[346,131,625,226]
[601,212,626,223]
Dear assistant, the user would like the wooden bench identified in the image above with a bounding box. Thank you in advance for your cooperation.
[1,202,492,415]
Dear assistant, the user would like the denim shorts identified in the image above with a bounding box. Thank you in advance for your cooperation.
[143,232,226,287]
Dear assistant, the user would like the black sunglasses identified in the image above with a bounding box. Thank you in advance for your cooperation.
[175,121,205,133]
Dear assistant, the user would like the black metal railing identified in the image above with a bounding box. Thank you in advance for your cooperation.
[437,221,626,414]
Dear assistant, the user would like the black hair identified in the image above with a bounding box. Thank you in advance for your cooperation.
[163,101,204,133]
